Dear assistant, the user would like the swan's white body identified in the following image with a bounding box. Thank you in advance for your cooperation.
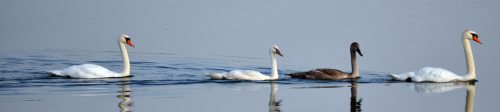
[48,64,126,78]
[387,30,481,82]
[206,45,283,80]
[206,70,275,80]
[48,34,135,78]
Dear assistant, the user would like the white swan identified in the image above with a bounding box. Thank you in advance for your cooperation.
[387,30,482,82]
[206,45,283,80]
[47,34,135,78]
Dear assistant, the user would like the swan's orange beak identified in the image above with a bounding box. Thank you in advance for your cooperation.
[126,40,135,48]
[473,35,482,44]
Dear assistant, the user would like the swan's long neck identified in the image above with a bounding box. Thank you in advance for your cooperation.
[350,50,359,77]
[270,53,279,80]
[119,42,130,76]
[462,38,476,80]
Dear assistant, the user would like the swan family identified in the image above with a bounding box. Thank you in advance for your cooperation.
[48,30,482,82]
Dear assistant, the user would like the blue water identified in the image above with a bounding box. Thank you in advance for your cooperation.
[0,49,482,112]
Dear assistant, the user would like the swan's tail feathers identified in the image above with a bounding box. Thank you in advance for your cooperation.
[47,70,62,76]
[386,74,399,79]
[205,73,225,80]
[47,70,72,78]
[285,72,308,79]
[386,73,413,82]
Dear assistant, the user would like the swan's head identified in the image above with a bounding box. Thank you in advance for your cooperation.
[463,30,481,44]
[118,34,135,48]
[350,42,363,56]
[270,45,283,57]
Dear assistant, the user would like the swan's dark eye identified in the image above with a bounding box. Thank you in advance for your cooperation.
[471,34,478,38]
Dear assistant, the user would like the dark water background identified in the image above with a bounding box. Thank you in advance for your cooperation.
[1,0,500,112]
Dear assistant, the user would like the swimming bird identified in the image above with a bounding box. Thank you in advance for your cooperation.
[387,30,482,82]
[205,45,283,80]
[285,42,363,80]
[47,34,135,78]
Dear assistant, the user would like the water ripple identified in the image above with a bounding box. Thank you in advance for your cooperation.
[0,49,393,89]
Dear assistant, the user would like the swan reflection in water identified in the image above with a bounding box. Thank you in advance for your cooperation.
[117,77,134,112]
[269,82,283,112]
[410,82,476,112]
[350,81,362,112]
[293,79,362,112]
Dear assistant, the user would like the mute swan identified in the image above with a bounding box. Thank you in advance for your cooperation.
[286,42,363,80]
[387,30,482,82]
[206,45,283,80]
[47,34,135,78]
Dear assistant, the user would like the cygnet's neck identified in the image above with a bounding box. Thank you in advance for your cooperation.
[350,50,359,77]
[119,42,130,76]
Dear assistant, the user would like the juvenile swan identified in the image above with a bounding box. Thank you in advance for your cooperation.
[48,34,135,78]
[286,42,363,80]
[206,45,283,80]
[387,30,482,82]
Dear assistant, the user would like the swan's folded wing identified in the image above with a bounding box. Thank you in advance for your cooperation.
[287,69,350,80]
[286,69,330,79]
[412,67,461,82]
[49,64,122,78]
[205,70,268,80]
[232,70,269,80]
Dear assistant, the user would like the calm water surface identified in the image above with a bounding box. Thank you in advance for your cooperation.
[1,0,500,112]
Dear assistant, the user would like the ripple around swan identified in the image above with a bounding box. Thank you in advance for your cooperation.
[0,49,394,88]
[0,71,391,89]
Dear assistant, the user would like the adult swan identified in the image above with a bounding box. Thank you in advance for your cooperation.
[387,30,482,82]
[206,45,283,80]
[48,34,135,78]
